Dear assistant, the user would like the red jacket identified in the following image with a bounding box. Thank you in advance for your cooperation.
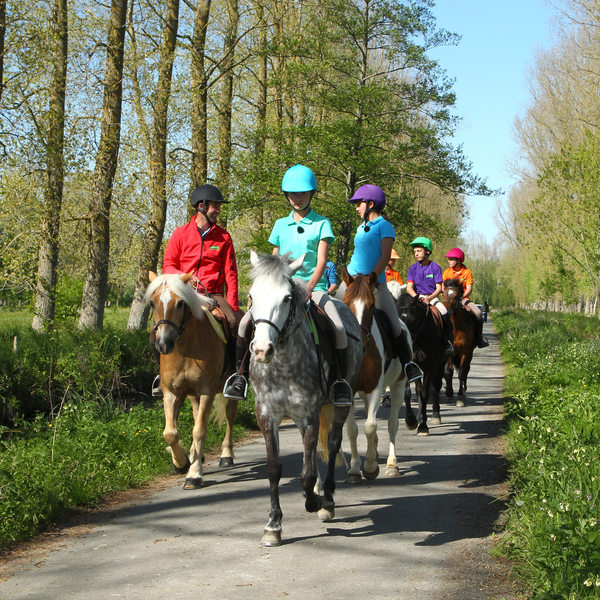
[163,216,239,311]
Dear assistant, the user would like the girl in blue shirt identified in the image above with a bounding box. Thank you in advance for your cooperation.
[224,165,352,404]
[336,184,422,382]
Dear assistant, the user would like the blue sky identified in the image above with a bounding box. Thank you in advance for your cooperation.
[428,0,556,239]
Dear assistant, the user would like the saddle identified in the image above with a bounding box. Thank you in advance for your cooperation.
[307,301,338,377]
[373,309,398,360]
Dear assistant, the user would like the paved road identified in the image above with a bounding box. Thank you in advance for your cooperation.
[0,321,515,599]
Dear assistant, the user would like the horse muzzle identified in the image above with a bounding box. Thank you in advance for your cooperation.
[250,339,275,363]
[156,337,175,355]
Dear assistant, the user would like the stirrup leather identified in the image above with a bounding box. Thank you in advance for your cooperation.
[223,372,248,400]
[330,379,353,407]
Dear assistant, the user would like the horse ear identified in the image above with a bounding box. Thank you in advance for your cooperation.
[250,250,260,267]
[342,267,354,286]
[289,253,306,275]
[368,271,378,287]
[149,271,157,282]
[181,272,194,283]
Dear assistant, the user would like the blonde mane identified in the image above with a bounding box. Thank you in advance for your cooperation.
[144,274,210,319]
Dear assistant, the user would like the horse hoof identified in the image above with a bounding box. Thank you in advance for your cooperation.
[456,398,465,408]
[385,466,400,477]
[318,505,335,521]
[362,464,380,480]
[305,496,322,513]
[430,416,441,425]
[183,477,203,489]
[417,425,429,436]
[219,457,234,468]
[345,473,362,484]
[173,458,191,475]
[405,417,418,430]
[260,530,282,547]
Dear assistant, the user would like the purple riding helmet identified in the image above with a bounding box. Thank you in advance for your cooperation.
[348,184,386,211]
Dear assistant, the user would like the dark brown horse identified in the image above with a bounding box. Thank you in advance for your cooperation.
[395,294,447,434]
[442,278,477,407]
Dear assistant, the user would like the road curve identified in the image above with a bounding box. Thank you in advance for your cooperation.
[0,320,518,599]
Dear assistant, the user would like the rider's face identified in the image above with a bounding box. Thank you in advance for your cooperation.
[413,247,427,262]
[447,257,459,268]
[286,191,312,212]
[203,201,221,224]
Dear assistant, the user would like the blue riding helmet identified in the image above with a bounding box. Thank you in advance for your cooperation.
[281,165,317,193]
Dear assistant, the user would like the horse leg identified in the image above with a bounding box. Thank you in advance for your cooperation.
[362,387,381,480]
[417,374,429,435]
[162,391,190,474]
[219,397,238,468]
[299,417,321,514]
[404,380,418,430]
[344,401,362,484]
[415,378,424,426]
[385,377,403,476]
[430,364,444,425]
[320,405,350,521]
[257,411,283,547]
[457,352,473,407]
[183,394,214,489]
[444,357,454,403]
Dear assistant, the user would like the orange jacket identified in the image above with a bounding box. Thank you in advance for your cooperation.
[385,266,403,285]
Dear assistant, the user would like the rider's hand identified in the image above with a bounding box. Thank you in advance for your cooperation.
[305,283,314,302]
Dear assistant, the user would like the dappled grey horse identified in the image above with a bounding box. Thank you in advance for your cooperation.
[248,251,363,547]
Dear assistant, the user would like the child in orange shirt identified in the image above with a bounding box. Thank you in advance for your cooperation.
[385,248,404,285]
[443,248,488,348]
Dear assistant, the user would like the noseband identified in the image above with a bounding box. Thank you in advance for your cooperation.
[154,292,190,342]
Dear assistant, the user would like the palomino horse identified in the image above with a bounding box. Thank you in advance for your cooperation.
[145,272,237,489]
[442,278,477,407]
[341,270,414,482]
[395,294,447,435]
[248,252,363,547]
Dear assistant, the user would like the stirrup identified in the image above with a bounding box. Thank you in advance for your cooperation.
[223,373,248,400]
[444,341,455,356]
[404,361,423,383]
[478,336,489,348]
[330,379,353,407]
[152,374,163,397]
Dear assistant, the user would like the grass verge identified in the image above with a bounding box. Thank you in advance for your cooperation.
[495,310,600,599]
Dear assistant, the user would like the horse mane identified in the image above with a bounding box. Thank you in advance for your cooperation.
[443,277,464,296]
[344,273,375,306]
[251,253,306,304]
[144,274,210,320]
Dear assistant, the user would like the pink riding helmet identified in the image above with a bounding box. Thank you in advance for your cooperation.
[445,247,465,262]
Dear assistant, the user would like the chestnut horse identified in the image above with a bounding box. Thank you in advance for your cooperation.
[145,272,238,489]
[341,270,414,482]
[442,278,477,407]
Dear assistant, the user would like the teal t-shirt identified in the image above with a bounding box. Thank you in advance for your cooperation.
[347,216,396,284]
[268,209,335,291]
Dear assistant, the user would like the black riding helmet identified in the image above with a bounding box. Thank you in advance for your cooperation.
[190,184,229,211]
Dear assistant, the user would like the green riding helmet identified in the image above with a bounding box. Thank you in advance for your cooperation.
[409,237,433,253]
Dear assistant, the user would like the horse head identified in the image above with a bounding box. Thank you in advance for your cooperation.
[145,271,208,355]
[248,251,306,363]
[395,293,426,339]
[342,268,378,346]
[442,278,464,315]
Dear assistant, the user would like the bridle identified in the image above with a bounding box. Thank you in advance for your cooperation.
[153,285,191,342]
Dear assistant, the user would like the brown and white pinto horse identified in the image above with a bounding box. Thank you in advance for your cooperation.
[145,272,237,489]
[442,278,477,407]
[341,270,413,481]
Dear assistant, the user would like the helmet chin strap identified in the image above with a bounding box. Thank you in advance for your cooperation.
[198,201,217,224]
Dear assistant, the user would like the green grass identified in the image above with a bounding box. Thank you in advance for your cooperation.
[495,310,600,599]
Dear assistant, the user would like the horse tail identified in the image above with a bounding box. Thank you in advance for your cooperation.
[317,405,348,468]
[211,394,228,427]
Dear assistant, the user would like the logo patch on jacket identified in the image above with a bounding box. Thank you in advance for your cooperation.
[426,274,434,278]
[209,245,219,250]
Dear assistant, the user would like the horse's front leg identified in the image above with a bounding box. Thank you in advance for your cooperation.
[344,402,362,484]
[219,397,238,468]
[456,352,473,407]
[320,405,351,521]
[404,380,418,430]
[417,375,429,436]
[362,386,382,480]
[385,377,404,476]
[257,410,283,547]
[430,363,445,425]
[183,394,214,489]
[162,391,190,474]
[300,417,321,514]
[444,356,454,402]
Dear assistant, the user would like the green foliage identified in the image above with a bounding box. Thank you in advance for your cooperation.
[495,310,600,598]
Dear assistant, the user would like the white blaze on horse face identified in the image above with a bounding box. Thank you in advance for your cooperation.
[353,297,367,326]
[156,283,173,343]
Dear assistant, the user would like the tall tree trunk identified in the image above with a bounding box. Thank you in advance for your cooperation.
[0,0,6,106]
[78,0,128,330]
[32,0,68,332]
[254,0,267,156]
[214,0,239,214]
[127,0,180,330]
[190,0,211,213]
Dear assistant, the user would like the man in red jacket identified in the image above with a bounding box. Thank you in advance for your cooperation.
[151,184,242,395]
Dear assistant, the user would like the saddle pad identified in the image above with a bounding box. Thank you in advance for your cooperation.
[201,305,228,344]
[429,304,445,335]
[373,309,398,359]
[307,302,337,374]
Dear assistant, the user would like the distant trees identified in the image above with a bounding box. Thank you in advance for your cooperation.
[0,0,489,328]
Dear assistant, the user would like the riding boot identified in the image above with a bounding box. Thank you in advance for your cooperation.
[331,347,353,406]
[442,314,455,356]
[223,337,249,400]
[395,330,423,382]
[150,327,163,397]
[476,318,489,348]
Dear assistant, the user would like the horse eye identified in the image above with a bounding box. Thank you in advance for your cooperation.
[176,299,184,309]
[283,295,292,303]
[149,300,155,308]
